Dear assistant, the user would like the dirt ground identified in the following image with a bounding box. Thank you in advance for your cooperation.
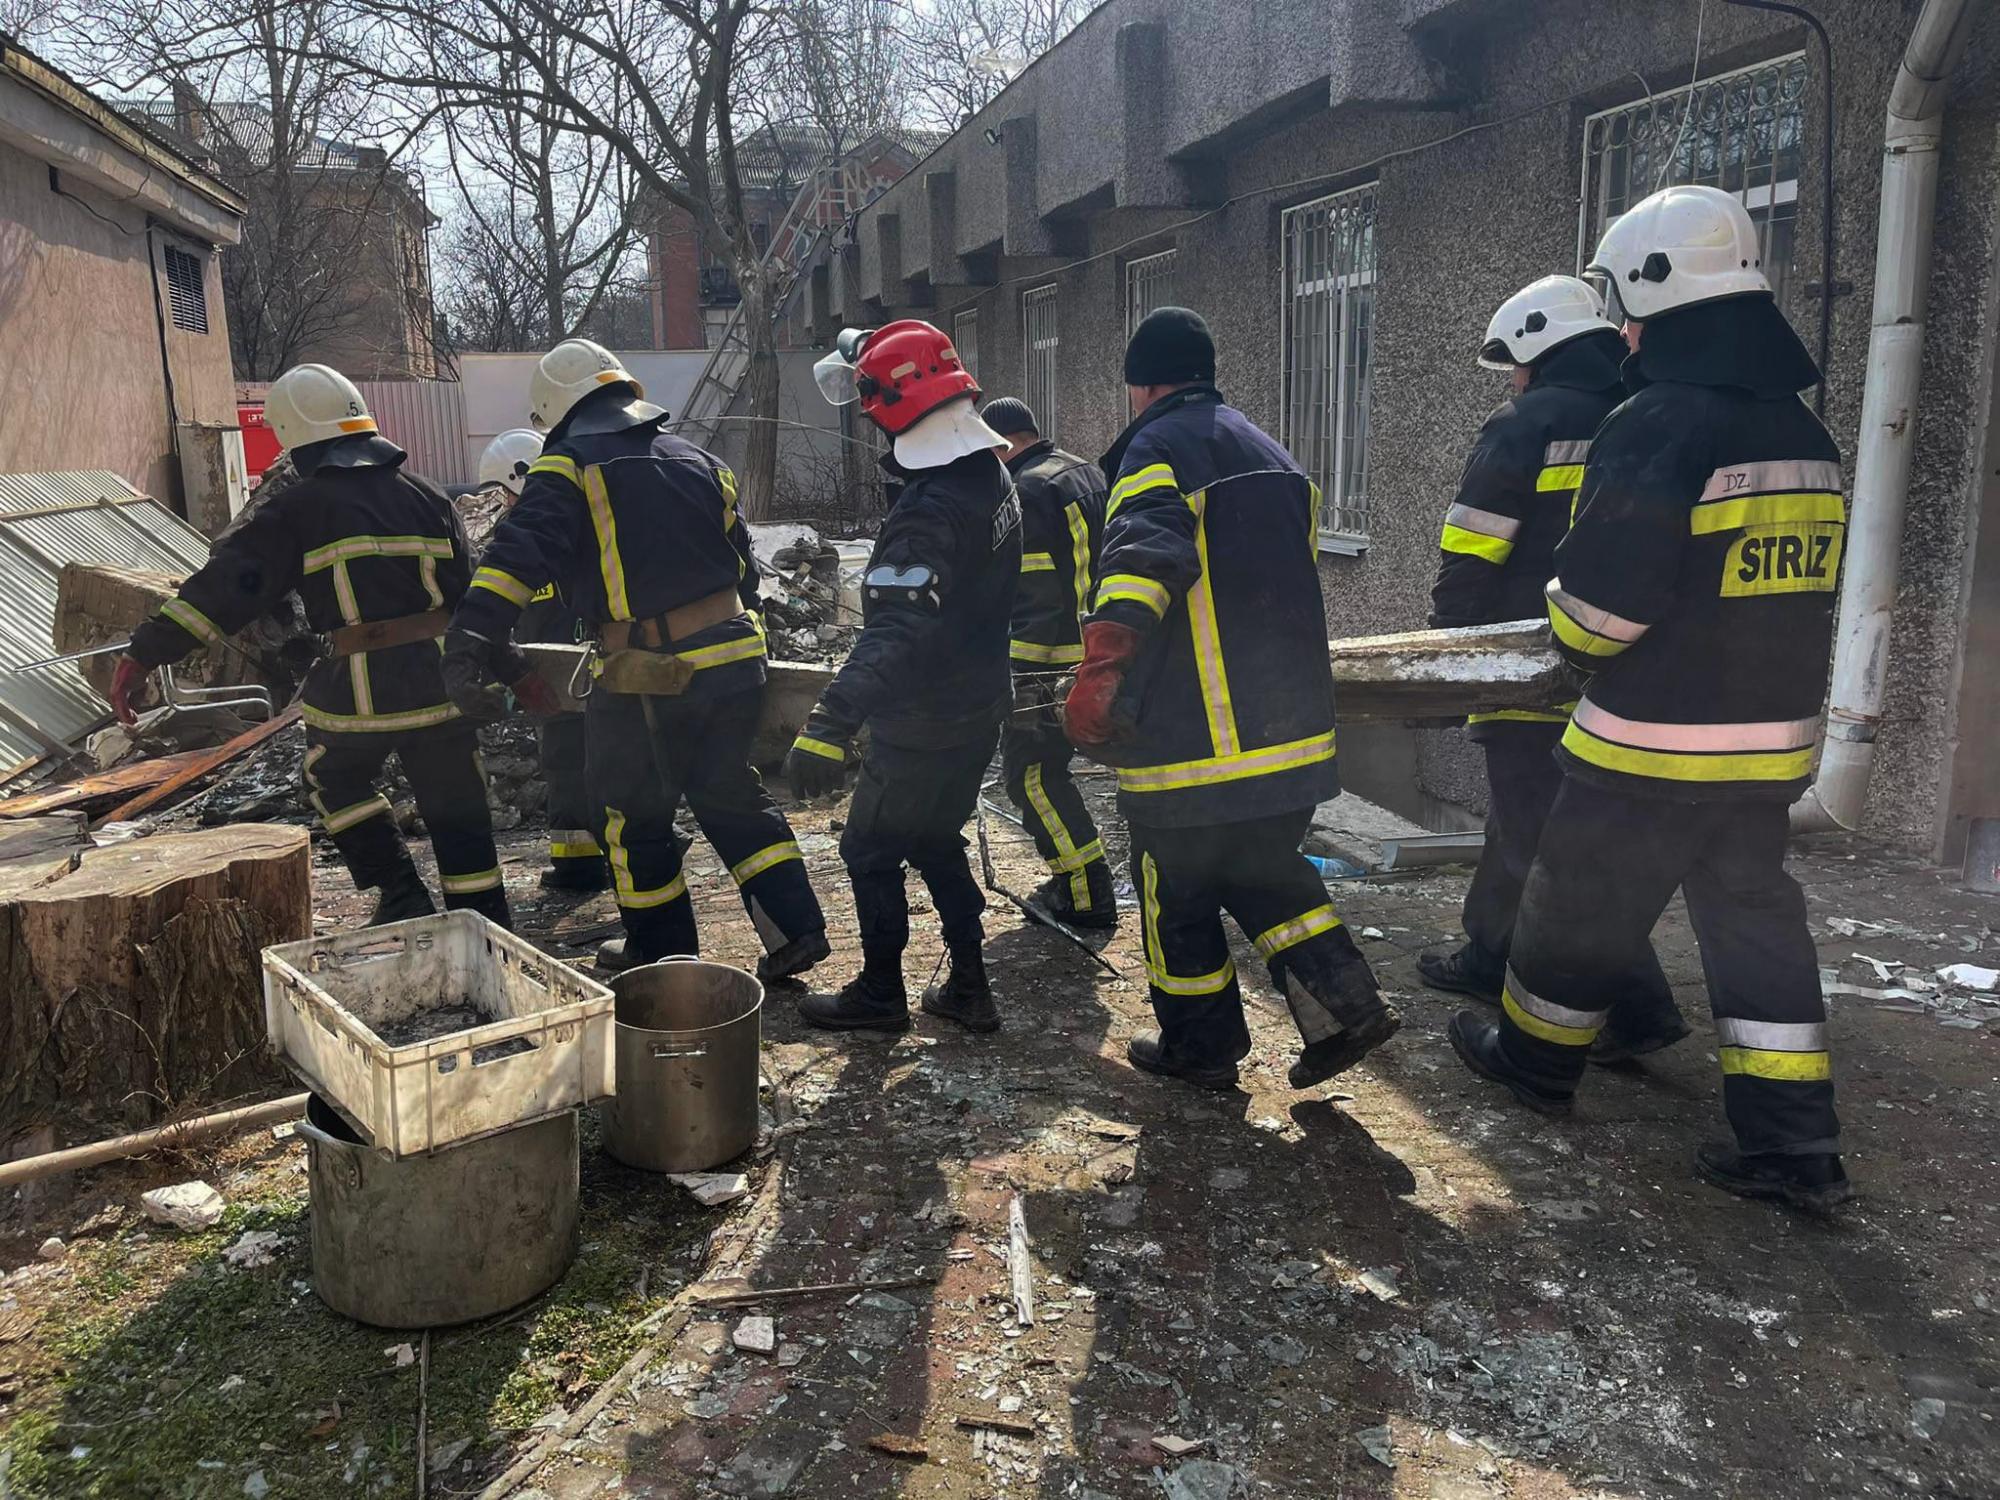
[2,764,1997,1499]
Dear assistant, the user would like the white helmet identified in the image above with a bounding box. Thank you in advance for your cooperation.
[1479,275,1618,370]
[1586,183,1769,324]
[265,363,375,450]
[479,428,543,496]
[528,338,641,432]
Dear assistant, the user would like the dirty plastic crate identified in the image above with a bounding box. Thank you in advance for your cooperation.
[263,910,614,1157]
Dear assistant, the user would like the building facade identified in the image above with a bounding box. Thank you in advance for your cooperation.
[819,0,2000,861]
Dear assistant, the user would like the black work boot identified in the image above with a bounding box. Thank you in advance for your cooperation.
[921,944,999,1032]
[757,929,832,985]
[447,886,513,932]
[799,971,911,1033]
[369,871,436,926]
[1416,943,1505,1006]
[1126,1029,1239,1091]
[1289,1005,1404,1089]
[541,859,611,893]
[1024,863,1119,931]
[1695,1143,1851,1215]
[1589,1011,1694,1066]
[1447,1011,1573,1117]
[595,938,647,973]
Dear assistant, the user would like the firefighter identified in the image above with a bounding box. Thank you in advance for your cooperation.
[1447,185,1850,1212]
[477,428,610,893]
[981,395,1116,930]
[1067,307,1398,1091]
[784,321,1020,1034]
[444,340,829,983]
[112,364,520,928]
[1419,276,1688,1063]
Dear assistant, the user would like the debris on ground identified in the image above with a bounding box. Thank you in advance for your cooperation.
[139,1180,225,1231]
[223,1230,282,1270]
[731,1315,776,1353]
[34,1237,63,1262]
[667,1171,750,1207]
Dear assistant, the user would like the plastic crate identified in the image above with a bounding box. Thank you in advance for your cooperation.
[263,910,614,1157]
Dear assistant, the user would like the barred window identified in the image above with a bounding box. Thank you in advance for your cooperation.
[1281,186,1375,547]
[1581,53,1809,310]
[1022,284,1059,443]
[162,244,209,334]
[1125,249,1178,339]
[953,306,979,381]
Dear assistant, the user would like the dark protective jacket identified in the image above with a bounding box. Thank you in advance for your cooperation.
[1006,439,1107,672]
[813,447,1021,747]
[1091,386,1338,827]
[1546,295,1843,801]
[128,456,470,735]
[453,423,764,701]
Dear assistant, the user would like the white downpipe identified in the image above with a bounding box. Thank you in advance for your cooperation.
[1794,0,1979,833]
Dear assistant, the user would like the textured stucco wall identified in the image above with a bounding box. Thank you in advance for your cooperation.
[841,0,2000,853]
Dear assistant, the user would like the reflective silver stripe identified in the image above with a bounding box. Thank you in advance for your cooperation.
[1505,969,1608,1032]
[1544,439,1592,465]
[1444,503,1521,540]
[1699,459,1844,501]
[1570,700,1818,753]
[1546,581,1648,642]
[1716,1018,1826,1052]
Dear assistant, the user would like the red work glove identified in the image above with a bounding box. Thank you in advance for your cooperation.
[1064,621,1144,747]
[108,654,149,728]
[509,671,564,718]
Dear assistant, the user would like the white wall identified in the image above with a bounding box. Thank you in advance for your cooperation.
[458,351,710,475]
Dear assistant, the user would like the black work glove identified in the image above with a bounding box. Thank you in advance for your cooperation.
[783,709,852,800]
[441,627,514,724]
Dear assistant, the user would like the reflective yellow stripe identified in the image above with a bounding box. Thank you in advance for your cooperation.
[160,597,222,645]
[303,535,455,572]
[1307,480,1324,547]
[1502,984,1604,1048]
[441,867,502,894]
[550,839,602,859]
[1066,503,1093,622]
[604,807,688,909]
[1050,837,1104,874]
[1546,585,1646,659]
[313,793,391,834]
[1010,640,1084,664]
[528,454,582,486]
[1719,1047,1832,1082]
[301,701,461,733]
[1185,491,1238,758]
[1141,852,1236,996]
[348,652,373,717]
[1023,764,1085,869]
[471,566,534,607]
[718,465,739,522]
[1108,462,1178,518]
[730,839,801,885]
[582,464,632,620]
[792,734,845,761]
[676,617,766,669]
[1118,729,1336,795]
[1253,904,1343,961]
[1440,524,1515,564]
[1466,706,1573,726]
[1021,552,1057,573]
[1689,491,1847,535]
[1095,574,1170,618]
[1536,464,1585,492]
[331,559,361,624]
[1561,719,1815,784]
[420,554,443,609]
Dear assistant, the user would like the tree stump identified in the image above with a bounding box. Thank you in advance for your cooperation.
[0,825,309,1132]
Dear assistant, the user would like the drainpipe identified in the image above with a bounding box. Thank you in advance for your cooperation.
[1793,0,1979,833]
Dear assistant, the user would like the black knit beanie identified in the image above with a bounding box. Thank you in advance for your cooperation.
[981,396,1039,437]
[1123,306,1216,385]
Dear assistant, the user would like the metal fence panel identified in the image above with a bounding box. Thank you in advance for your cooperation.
[1022,286,1060,445]
[356,380,472,487]
[1281,187,1376,544]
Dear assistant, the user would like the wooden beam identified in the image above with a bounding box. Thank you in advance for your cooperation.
[98,705,300,825]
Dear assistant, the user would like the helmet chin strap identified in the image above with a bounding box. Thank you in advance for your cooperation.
[892,398,1007,470]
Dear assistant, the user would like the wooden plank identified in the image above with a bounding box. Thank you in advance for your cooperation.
[0,749,211,820]
[97,705,300,825]
[0,814,88,867]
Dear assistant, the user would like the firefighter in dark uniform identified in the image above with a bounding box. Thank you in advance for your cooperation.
[444,339,828,982]
[1419,276,1687,1062]
[1448,185,1850,1212]
[980,395,1116,929]
[1066,307,1399,1091]
[785,321,1020,1034]
[478,429,610,892]
[111,364,518,928]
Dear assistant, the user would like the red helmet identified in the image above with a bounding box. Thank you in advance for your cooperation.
[813,321,979,435]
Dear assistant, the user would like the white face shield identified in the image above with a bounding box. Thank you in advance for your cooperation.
[813,327,876,406]
[1585,268,1631,330]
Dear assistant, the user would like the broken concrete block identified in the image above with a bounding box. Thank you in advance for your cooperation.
[732,1315,776,1354]
[668,1171,750,1207]
[35,1237,64,1262]
[140,1181,225,1231]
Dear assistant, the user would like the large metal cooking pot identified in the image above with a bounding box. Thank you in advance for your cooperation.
[598,959,762,1174]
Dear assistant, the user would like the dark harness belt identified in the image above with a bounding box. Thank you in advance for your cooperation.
[327,609,451,657]
[596,587,744,652]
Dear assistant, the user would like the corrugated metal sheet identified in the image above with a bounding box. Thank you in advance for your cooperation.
[0,476,215,770]
[357,380,472,487]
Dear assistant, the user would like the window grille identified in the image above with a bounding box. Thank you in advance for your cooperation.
[1022,284,1059,443]
[1281,187,1375,544]
[162,245,209,334]
[1125,249,1178,339]
[953,306,979,381]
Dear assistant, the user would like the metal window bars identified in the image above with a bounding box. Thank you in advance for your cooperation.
[1579,52,1809,311]
[1125,249,1179,340]
[1023,285,1060,444]
[1281,186,1376,544]
[954,306,980,382]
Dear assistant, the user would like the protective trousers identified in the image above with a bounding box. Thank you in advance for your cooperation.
[1130,808,1381,1066]
[538,713,608,880]
[839,729,997,972]
[303,722,507,923]
[585,684,824,963]
[1464,724,1680,1036]
[1500,777,1838,1156]
[1001,714,1109,913]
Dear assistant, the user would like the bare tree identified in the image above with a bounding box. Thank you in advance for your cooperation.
[894,0,1090,131]
[768,0,905,159]
[0,0,62,41]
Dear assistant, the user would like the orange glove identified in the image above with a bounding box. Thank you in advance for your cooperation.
[108,654,149,728]
[1064,621,1143,747]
